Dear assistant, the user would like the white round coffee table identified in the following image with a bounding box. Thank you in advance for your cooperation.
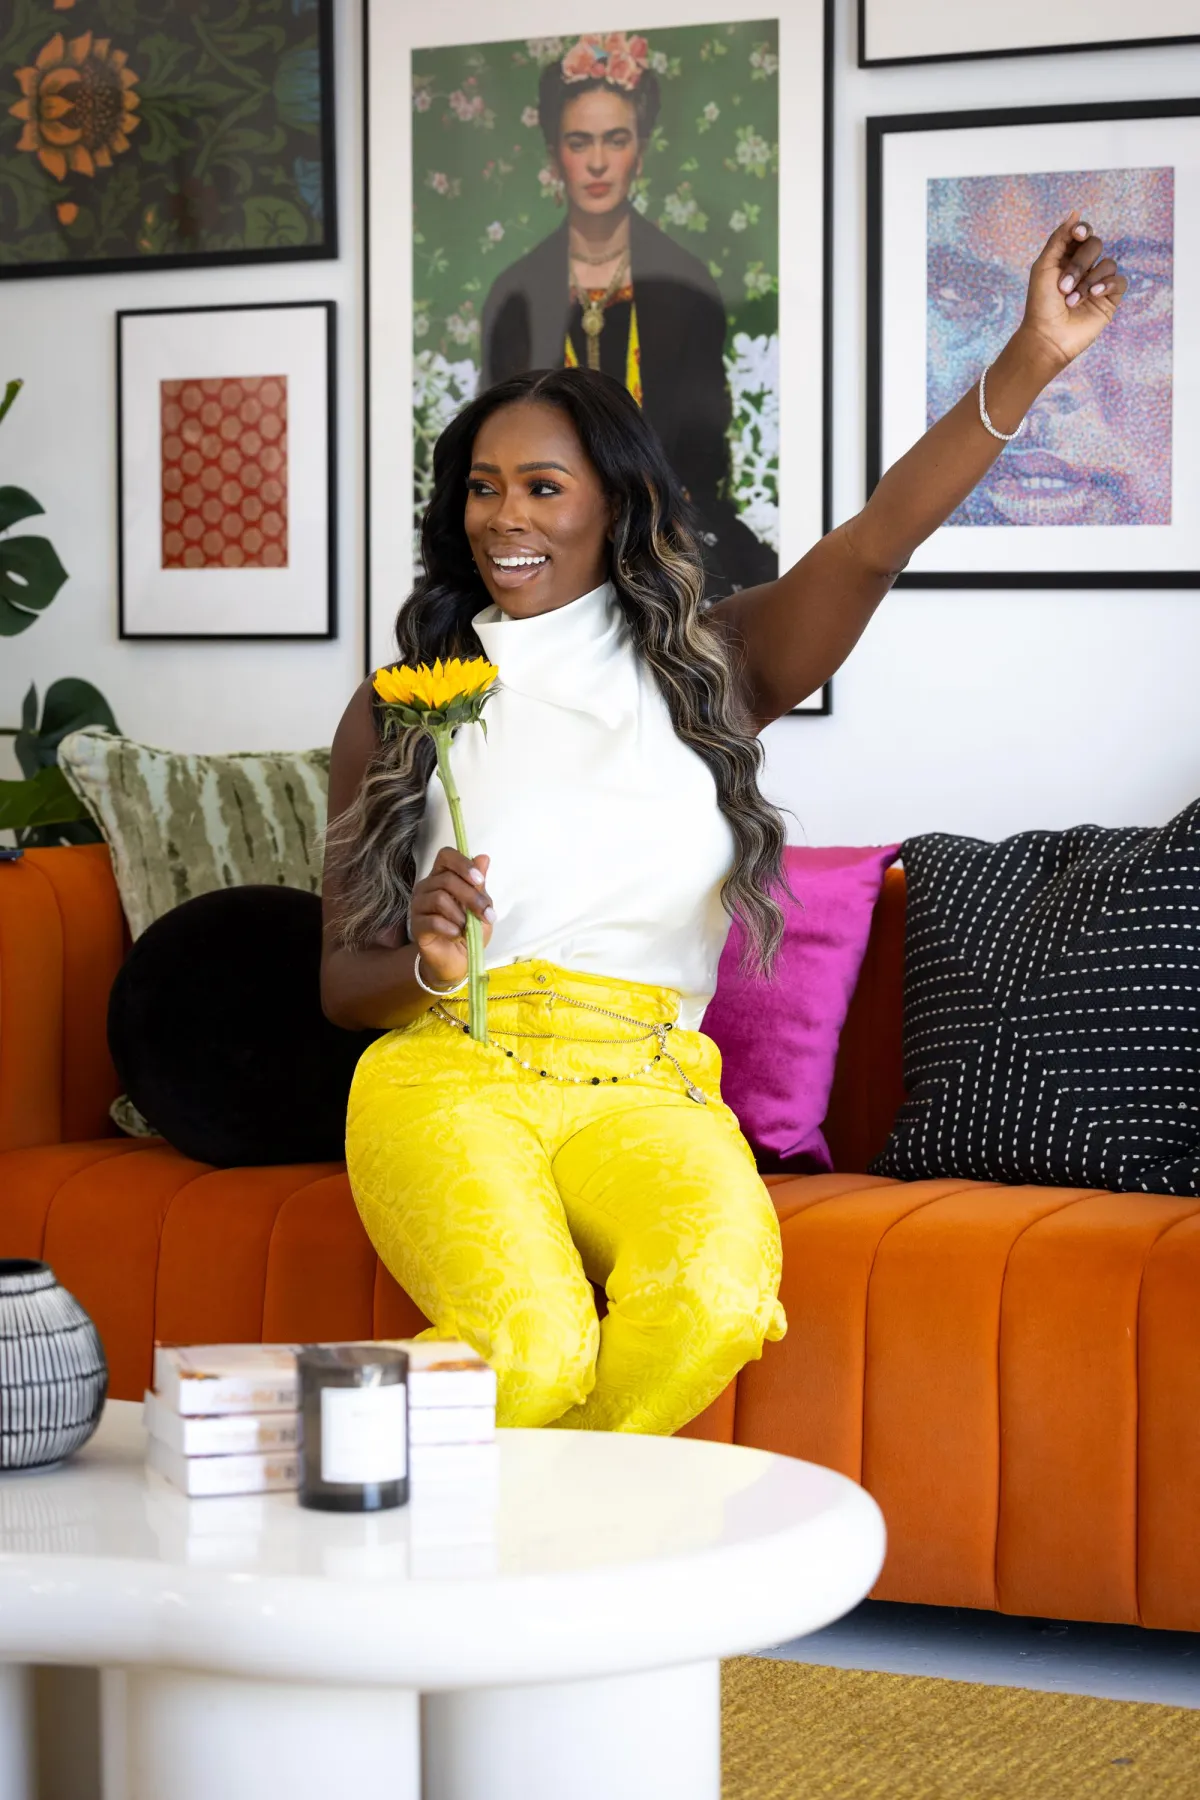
[0,1400,883,1800]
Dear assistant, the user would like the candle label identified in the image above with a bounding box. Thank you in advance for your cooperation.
[321,1384,407,1485]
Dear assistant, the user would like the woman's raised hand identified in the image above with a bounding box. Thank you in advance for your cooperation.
[410,848,495,988]
[1020,211,1127,373]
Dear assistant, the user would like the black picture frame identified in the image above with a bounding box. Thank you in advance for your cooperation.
[116,299,338,641]
[0,0,338,281]
[858,1,1200,68]
[866,98,1199,590]
[363,1,834,717]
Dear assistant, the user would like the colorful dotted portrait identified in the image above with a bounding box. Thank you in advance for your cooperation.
[160,376,290,570]
[927,167,1174,529]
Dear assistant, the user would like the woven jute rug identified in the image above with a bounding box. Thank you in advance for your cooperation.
[722,1658,1200,1799]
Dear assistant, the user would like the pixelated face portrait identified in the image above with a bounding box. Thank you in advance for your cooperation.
[927,166,1174,528]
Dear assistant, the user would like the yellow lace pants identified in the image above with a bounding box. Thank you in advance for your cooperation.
[346,960,787,1435]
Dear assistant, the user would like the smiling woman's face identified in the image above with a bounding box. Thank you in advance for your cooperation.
[928,166,1174,528]
[464,400,614,618]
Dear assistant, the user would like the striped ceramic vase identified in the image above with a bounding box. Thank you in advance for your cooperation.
[0,1261,108,1470]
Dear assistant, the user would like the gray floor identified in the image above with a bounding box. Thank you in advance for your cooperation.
[769,1600,1200,1709]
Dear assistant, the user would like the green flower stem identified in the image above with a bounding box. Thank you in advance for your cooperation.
[430,724,488,1044]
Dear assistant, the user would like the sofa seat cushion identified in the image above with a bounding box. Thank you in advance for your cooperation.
[738,1173,1200,1630]
[0,1142,428,1405]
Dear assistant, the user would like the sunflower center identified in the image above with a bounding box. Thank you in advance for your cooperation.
[62,55,125,151]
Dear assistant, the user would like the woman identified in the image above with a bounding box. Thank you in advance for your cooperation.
[324,212,1125,1435]
[481,31,775,595]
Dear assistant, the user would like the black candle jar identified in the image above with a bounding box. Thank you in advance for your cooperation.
[298,1344,409,1513]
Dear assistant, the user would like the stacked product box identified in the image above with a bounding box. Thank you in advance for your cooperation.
[144,1341,496,1498]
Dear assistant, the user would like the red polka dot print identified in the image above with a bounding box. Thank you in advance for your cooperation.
[160,376,289,570]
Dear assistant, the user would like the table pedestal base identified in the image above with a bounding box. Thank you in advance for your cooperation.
[423,1660,720,1800]
[121,1669,420,1800]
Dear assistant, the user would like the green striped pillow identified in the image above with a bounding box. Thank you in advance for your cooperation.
[58,728,329,939]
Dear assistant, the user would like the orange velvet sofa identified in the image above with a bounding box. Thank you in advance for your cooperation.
[2,844,1197,1631]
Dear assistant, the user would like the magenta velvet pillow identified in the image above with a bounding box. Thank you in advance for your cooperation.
[702,845,901,1172]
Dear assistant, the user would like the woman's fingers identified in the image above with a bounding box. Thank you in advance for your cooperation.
[1058,230,1104,298]
[430,846,489,887]
[1035,210,1087,268]
[1083,257,1118,297]
[424,849,494,917]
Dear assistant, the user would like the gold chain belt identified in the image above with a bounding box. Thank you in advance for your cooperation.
[430,988,709,1105]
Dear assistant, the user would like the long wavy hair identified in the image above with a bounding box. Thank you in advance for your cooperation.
[329,368,787,972]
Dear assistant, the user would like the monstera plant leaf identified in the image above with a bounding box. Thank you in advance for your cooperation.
[2,679,116,849]
[14,678,118,777]
[0,486,68,637]
[0,766,84,831]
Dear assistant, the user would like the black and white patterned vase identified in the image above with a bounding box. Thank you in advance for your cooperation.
[0,1261,108,1471]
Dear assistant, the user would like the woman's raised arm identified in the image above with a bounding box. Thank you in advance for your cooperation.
[715,213,1127,726]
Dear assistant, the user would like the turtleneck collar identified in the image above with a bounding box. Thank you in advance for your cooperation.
[472,581,637,727]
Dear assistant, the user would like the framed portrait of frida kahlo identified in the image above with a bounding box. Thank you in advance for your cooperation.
[868,99,1200,588]
[365,2,831,712]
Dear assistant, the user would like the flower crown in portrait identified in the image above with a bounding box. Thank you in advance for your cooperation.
[560,32,650,92]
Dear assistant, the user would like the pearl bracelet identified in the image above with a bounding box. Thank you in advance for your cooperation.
[978,365,1026,444]
[413,952,468,998]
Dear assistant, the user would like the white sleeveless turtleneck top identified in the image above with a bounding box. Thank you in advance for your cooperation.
[413,581,736,1030]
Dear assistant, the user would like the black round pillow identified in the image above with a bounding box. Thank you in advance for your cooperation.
[107,886,382,1167]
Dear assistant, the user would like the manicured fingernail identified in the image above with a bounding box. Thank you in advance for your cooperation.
[1059,274,1075,293]
[1090,282,1105,296]
[1074,225,1087,239]
[484,907,496,924]
[1066,291,1080,308]
[469,868,485,885]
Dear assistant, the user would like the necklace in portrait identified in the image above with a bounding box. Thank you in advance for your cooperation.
[572,253,629,371]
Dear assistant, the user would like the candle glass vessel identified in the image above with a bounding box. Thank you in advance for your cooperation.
[298,1344,409,1512]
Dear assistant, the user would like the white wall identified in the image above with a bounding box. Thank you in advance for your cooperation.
[3,0,1198,844]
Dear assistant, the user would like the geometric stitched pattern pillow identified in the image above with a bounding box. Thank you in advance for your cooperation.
[57,727,329,939]
[870,800,1200,1196]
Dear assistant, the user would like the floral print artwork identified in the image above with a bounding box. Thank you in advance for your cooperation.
[1,0,332,274]
[411,21,779,555]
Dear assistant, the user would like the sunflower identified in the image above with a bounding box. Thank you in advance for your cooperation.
[372,656,499,1042]
[373,657,499,723]
[10,31,140,181]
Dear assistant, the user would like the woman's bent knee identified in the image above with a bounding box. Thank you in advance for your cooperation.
[492,1304,601,1428]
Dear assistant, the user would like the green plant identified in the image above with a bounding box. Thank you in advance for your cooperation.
[0,379,117,848]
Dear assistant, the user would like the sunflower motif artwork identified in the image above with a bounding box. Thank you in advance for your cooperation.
[10,29,139,181]
[374,657,499,1042]
[0,1,335,277]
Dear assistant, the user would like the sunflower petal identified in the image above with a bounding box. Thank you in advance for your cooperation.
[15,122,39,150]
[42,120,81,145]
[69,143,94,175]
[93,37,110,58]
[92,144,112,166]
[36,35,66,70]
[15,67,39,96]
[38,146,67,179]
[68,31,92,62]
[9,99,32,121]
[40,66,79,93]
[40,94,74,119]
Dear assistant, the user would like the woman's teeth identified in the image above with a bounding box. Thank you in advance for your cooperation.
[491,555,547,568]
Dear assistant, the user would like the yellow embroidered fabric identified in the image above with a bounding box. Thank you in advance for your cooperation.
[564,290,643,407]
[346,960,786,1434]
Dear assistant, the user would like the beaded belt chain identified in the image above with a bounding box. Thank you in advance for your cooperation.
[431,988,709,1105]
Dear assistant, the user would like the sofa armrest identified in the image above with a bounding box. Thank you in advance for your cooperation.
[0,845,126,1152]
